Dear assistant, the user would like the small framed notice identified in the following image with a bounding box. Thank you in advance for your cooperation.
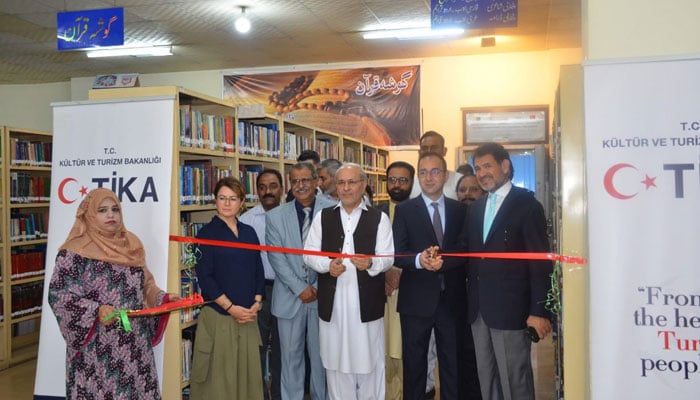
[92,73,140,89]
[462,105,548,144]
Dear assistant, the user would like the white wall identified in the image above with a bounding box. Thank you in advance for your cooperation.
[0,82,70,132]
[1,48,582,150]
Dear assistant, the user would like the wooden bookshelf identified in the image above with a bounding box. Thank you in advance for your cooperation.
[87,86,389,398]
[0,127,52,370]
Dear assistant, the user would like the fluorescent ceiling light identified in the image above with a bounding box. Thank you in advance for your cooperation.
[363,27,465,40]
[86,45,172,58]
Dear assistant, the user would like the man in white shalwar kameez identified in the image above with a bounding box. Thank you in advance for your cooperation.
[304,163,394,400]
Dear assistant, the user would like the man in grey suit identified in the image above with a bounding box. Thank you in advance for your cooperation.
[266,161,335,400]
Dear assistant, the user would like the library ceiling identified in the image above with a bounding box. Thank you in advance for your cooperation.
[0,0,580,84]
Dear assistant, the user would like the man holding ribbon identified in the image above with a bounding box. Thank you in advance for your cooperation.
[465,142,553,400]
[393,152,469,400]
[303,162,394,399]
[266,162,335,400]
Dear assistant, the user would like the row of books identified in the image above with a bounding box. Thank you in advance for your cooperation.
[10,212,49,242]
[315,138,340,161]
[239,165,264,202]
[179,105,235,152]
[10,139,52,167]
[238,121,280,158]
[362,148,389,171]
[11,281,43,318]
[180,270,200,324]
[343,147,358,163]
[283,131,311,160]
[10,249,45,280]
[179,161,234,205]
[10,173,50,203]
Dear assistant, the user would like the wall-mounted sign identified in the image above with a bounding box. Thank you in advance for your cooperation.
[462,105,548,144]
[57,8,124,50]
[431,0,517,29]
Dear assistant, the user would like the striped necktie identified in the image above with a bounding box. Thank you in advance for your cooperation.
[301,207,312,245]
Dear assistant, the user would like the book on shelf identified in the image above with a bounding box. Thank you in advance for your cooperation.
[10,281,43,318]
[10,139,52,167]
[238,121,280,158]
[180,270,200,324]
[10,211,49,242]
[238,165,263,202]
[10,173,50,203]
[179,106,234,152]
[11,249,45,280]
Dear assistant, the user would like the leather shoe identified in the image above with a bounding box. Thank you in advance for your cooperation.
[425,387,436,399]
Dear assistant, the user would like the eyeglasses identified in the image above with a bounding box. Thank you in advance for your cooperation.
[217,195,240,203]
[387,177,410,185]
[336,179,363,187]
[290,178,313,186]
[418,168,444,177]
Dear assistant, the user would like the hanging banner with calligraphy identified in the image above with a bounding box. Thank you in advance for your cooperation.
[431,0,517,29]
[223,65,421,146]
[57,7,124,50]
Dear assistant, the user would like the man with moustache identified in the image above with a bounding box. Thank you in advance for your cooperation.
[378,161,415,400]
[266,162,335,400]
[304,163,394,400]
[239,169,285,400]
[466,142,552,400]
[456,174,486,206]
[394,153,468,400]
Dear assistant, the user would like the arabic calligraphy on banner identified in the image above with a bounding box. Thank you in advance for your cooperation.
[223,65,421,146]
[431,0,517,29]
[57,7,124,50]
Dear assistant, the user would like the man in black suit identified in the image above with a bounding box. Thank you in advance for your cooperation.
[393,153,467,400]
[466,142,552,400]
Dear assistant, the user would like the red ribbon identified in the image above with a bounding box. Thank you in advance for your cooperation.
[126,293,207,317]
[169,235,586,265]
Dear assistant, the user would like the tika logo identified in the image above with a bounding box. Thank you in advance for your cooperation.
[604,162,697,199]
[57,178,88,204]
[57,172,159,204]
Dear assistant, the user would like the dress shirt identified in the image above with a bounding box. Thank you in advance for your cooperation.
[239,204,275,280]
[414,194,446,269]
[303,202,394,373]
[487,181,513,217]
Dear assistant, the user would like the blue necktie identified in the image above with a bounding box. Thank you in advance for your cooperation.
[483,193,498,242]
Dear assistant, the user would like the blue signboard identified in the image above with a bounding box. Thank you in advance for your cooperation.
[431,0,517,29]
[57,8,124,50]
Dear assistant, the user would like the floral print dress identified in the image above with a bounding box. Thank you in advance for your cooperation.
[49,249,165,400]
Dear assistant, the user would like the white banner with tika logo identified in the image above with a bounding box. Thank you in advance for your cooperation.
[35,97,174,398]
[585,57,700,399]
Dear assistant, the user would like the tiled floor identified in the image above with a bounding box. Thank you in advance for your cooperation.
[0,339,555,399]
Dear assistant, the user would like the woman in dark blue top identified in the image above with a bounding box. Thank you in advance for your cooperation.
[190,177,265,400]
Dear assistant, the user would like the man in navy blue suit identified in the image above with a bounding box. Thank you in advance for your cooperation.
[393,152,468,400]
[466,142,552,400]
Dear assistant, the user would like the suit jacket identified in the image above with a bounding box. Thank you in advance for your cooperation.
[265,196,335,319]
[465,185,552,330]
[393,195,467,318]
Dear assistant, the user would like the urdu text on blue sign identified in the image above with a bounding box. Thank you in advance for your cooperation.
[431,0,518,29]
[57,8,124,50]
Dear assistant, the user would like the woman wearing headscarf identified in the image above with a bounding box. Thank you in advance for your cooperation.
[49,188,176,399]
[190,177,265,400]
